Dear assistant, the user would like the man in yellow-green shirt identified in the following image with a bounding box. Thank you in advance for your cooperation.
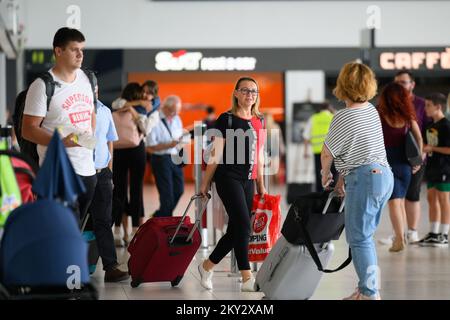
[303,103,335,192]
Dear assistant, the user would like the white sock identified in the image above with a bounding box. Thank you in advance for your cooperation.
[431,222,440,234]
[440,224,450,235]
[114,226,122,235]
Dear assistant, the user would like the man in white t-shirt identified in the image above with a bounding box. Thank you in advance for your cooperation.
[22,27,97,224]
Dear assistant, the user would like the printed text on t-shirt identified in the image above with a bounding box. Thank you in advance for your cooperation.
[69,110,91,125]
[62,93,93,110]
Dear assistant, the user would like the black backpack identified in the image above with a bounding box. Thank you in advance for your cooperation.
[13,69,97,168]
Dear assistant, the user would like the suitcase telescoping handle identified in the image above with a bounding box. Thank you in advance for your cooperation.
[322,190,345,214]
[169,193,211,245]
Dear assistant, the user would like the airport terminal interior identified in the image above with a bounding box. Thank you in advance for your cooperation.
[1,0,450,302]
[95,184,450,300]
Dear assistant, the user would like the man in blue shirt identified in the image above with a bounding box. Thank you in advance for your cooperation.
[146,95,186,217]
[88,95,129,282]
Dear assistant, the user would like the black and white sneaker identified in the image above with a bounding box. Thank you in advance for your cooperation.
[418,233,442,247]
[437,234,449,247]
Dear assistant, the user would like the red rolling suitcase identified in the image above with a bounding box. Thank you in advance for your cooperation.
[127,194,210,288]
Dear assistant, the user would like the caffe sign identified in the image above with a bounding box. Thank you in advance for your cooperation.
[380,48,450,70]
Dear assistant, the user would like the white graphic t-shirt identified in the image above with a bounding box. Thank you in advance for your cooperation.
[23,68,96,176]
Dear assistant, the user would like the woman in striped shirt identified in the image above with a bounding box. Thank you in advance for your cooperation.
[321,62,394,300]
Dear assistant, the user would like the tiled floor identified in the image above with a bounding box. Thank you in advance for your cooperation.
[91,182,450,300]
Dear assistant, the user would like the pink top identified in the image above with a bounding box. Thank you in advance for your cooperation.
[250,117,265,179]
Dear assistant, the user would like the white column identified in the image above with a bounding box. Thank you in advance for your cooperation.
[16,49,24,93]
[194,122,208,248]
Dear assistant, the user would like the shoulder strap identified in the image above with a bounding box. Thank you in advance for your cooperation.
[38,72,57,111]
[227,112,232,129]
[296,213,352,273]
[161,118,173,138]
[404,121,412,134]
[81,68,98,107]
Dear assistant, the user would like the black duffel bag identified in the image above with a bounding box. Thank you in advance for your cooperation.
[282,191,345,244]
[281,190,351,273]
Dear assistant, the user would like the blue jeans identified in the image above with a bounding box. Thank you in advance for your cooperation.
[344,163,393,297]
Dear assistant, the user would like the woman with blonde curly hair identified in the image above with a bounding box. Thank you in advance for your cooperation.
[321,62,394,300]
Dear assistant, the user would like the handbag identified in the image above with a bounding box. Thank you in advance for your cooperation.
[281,190,351,273]
[405,127,422,166]
[248,193,282,262]
[112,111,143,149]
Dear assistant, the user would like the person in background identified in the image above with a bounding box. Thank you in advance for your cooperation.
[112,83,156,245]
[142,80,160,110]
[112,81,160,245]
[393,70,428,244]
[88,87,129,282]
[112,80,160,116]
[146,95,186,217]
[418,93,450,248]
[303,102,335,192]
[204,105,217,130]
[198,77,266,292]
[187,105,217,143]
[377,82,422,252]
[111,81,160,137]
[322,62,393,300]
[264,112,285,185]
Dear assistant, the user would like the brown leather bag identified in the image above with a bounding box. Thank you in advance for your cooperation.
[112,111,143,149]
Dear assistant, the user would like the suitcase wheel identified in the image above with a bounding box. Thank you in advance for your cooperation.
[171,276,183,287]
[130,279,142,288]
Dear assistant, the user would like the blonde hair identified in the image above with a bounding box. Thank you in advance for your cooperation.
[231,77,261,117]
[333,62,377,103]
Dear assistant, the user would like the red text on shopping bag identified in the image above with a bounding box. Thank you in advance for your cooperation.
[248,194,281,262]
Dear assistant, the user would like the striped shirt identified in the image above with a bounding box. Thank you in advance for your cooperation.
[324,103,389,176]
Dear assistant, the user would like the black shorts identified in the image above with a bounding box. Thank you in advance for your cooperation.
[406,165,425,202]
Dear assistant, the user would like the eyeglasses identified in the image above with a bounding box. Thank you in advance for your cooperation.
[237,88,259,96]
[395,80,412,85]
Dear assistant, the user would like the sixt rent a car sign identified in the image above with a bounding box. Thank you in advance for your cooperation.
[379,48,450,71]
[155,50,257,71]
